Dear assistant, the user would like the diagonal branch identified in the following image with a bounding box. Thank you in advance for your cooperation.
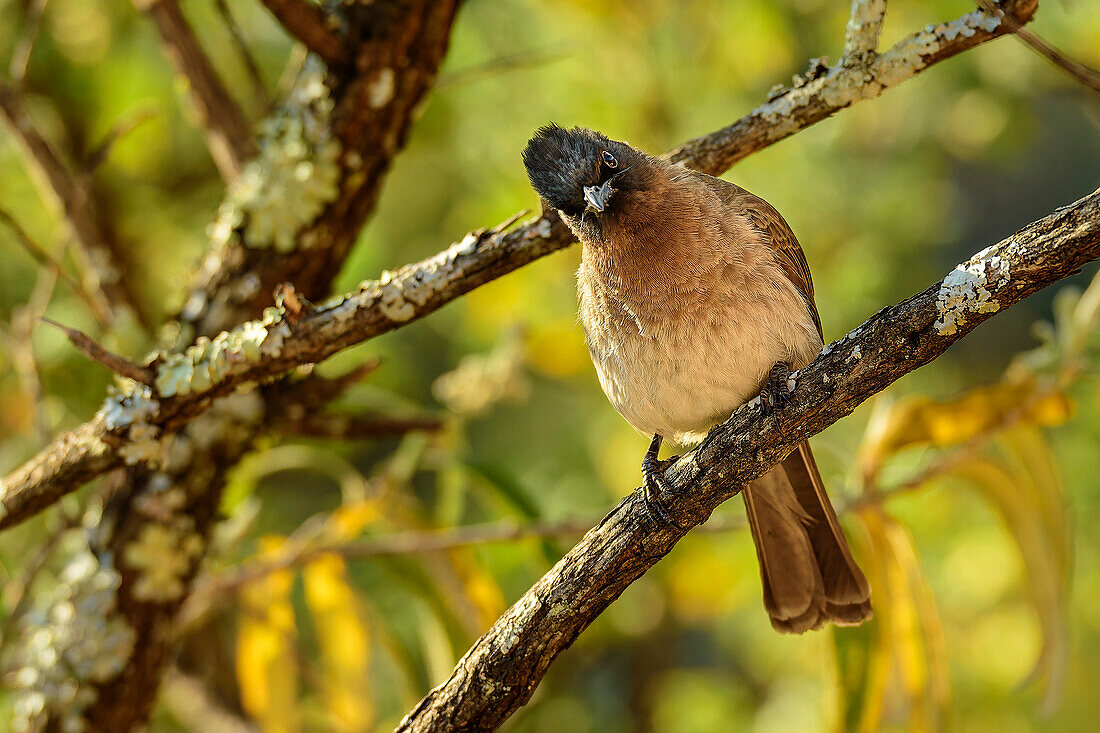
[40,317,155,386]
[0,0,1041,533]
[134,0,257,180]
[275,412,444,439]
[212,0,270,109]
[394,187,1100,732]
[668,0,1037,173]
[0,83,149,329]
[0,207,111,326]
[260,0,347,65]
[75,4,464,730]
[974,0,1100,93]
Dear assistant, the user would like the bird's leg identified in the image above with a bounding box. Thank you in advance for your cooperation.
[642,434,684,529]
[760,361,793,416]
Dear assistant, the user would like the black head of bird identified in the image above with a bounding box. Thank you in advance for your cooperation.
[522,124,655,241]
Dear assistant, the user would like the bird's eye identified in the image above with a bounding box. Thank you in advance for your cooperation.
[601,150,618,169]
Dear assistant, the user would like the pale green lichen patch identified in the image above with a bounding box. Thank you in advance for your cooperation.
[97,382,170,467]
[97,382,158,430]
[154,306,285,398]
[376,272,417,323]
[361,235,485,325]
[367,68,395,109]
[123,514,205,601]
[11,542,135,733]
[208,57,341,253]
[118,423,162,466]
[934,242,1014,335]
[757,7,1001,139]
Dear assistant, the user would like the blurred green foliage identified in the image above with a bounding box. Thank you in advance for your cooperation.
[1,0,1099,731]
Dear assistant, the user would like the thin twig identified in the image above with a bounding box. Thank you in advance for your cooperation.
[0,208,111,327]
[179,514,749,627]
[975,0,1100,93]
[263,358,383,414]
[279,413,445,440]
[212,0,270,110]
[40,317,154,386]
[8,0,48,83]
[83,108,158,173]
[0,84,149,330]
[259,0,347,65]
[135,0,257,180]
[436,49,570,90]
[0,270,57,443]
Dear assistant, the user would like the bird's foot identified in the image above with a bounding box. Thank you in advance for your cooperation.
[642,434,684,530]
[759,361,793,418]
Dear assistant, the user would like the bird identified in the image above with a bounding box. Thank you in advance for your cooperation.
[522,124,871,633]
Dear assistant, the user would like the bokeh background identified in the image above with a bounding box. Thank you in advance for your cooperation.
[1,0,1099,731]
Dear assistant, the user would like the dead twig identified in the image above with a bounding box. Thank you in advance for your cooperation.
[0,208,111,328]
[40,317,154,386]
[975,0,1100,93]
[278,413,444,440]
[0,84,150,330]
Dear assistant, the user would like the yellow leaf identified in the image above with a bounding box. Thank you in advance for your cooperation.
[237,536,300,733]
[858,382,1071,482]
[949,428,1070,713]
[329,499,381,540]
[845,509,950,733]
[303,554,374,732]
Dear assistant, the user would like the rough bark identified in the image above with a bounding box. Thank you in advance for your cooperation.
[75,2,462,730]
[0,0,1039,529]
[395,187,1100,732]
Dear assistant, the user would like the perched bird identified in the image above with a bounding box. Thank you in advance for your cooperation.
[522,124,871,633]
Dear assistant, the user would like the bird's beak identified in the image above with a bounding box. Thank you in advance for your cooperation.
[583,181,614,213]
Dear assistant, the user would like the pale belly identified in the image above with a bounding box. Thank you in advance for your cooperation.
[581,275,822,446]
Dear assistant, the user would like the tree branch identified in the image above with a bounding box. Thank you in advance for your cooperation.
[843,0,887,60]
[668,0,1037,174]
[974,0,1100,93]
[72,4,464,730]
[0,84,149,329]
[212,0,270,109]
[135,0,257,180]
[275,412,444,440]
[0,207,111,326]
[40,317,155,386]
[260,0,347,65]
[0,420,119,527]
[394,187,1100,732]
[0,0,1041,533]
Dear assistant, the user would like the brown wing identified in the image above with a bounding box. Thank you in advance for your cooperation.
[693,172,823,340]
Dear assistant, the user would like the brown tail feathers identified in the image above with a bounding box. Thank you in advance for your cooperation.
[742,441,871,633]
